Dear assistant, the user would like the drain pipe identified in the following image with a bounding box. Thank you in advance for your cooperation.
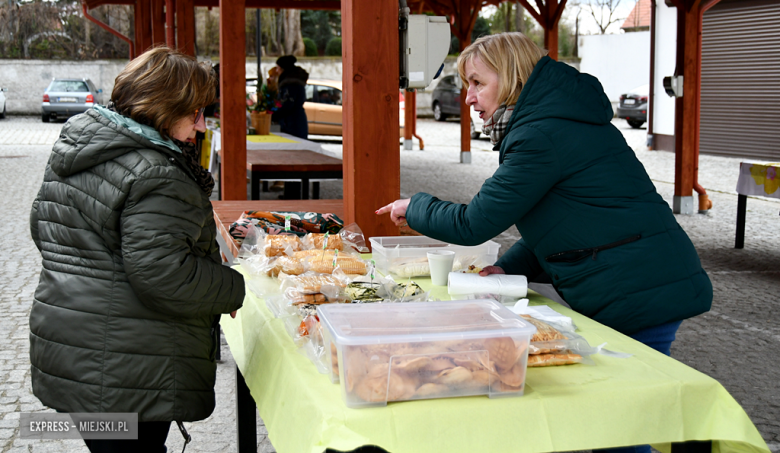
[82,2,135,60]
[647,0,656,150]
[692,0,722,213]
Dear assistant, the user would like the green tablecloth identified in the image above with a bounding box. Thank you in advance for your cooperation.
[221,266,769,453]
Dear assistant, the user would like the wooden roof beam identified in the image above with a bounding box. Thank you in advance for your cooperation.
[192,0,340,9]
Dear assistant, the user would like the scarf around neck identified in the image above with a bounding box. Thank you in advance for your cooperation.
[482,104,515,146]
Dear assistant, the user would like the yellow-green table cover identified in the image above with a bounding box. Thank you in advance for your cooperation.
[221,266,769,453]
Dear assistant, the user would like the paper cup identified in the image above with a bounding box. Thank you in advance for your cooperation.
[427,250,455,286]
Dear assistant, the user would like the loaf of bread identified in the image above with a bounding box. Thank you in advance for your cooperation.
[309,256,367,275]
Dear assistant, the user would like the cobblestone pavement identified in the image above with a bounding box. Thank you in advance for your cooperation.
[1,115,778,452]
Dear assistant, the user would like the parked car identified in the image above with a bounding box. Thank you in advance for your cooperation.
[42,78,103,123]
[247,78,404,137]
[616,84,648,129]
[0,87,7,119]
[431,75,483,139]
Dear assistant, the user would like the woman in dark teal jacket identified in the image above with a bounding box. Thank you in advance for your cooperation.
[378,33,711,350]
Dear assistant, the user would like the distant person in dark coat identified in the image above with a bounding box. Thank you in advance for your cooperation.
[272,55,309,139]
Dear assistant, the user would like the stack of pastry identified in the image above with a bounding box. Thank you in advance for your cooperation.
[520,315,583,367]
[332,336,529,403]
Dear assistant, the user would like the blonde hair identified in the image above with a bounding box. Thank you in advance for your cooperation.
[457,33,547,106]
[111,46,216,139]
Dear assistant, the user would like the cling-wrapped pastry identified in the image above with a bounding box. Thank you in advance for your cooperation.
[520,314,570,354]
[309,256,367,275]
[527,353,583,367]
[304,233,344,251]
[266,256,304,277]
[283,274,346,293]
[264,234,302,257]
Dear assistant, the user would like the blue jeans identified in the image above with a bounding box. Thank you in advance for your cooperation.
[593,320,683,453]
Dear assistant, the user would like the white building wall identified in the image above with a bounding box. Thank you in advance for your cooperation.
[0,59,128,115]
[652,2,678,137]
[578,31,650,111]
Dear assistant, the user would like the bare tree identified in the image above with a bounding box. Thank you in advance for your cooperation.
[584,0,625,34]
[515,1,524,34]
[504,2,512,32]
[282,9,304,56]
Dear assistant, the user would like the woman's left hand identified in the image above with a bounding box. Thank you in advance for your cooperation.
[376,199,411,226]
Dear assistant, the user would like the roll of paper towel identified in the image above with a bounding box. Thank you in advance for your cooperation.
[447,273,528,298]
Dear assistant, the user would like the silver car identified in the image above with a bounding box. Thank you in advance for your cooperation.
[42,79,103,122]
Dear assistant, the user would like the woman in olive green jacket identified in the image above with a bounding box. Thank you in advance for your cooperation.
[377,33,711,345]
[30,47,244,452]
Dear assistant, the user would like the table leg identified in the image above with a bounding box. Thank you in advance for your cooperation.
[735,194,747,249]
[313,182,320,200]
[236,366,257,453]
[671,440,711,453]
[302,178,310,200]
[251,172,260,200]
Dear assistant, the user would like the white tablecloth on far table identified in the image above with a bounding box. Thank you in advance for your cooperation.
[736,161,780,199]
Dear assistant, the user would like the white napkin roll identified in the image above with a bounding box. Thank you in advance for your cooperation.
[447,273,528,298]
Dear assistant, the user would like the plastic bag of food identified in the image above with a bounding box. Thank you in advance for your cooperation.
[387,255,487,278]
[295,249,369,276]
[301,223,370,255]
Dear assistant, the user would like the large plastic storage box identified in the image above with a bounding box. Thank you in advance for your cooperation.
[369,236,500,278]
[318,300,536,408]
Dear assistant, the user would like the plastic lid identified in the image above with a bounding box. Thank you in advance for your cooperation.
[318,299,536,345]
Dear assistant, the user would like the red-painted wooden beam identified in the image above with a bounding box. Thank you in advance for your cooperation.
[218,0,247,200]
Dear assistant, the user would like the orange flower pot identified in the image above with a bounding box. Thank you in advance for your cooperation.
[250,111,272,135]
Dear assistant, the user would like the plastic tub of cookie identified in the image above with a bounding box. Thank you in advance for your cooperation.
[368,236,500,278]
[318,299,536,408]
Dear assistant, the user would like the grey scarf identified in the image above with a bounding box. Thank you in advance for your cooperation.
[482,104,515,146]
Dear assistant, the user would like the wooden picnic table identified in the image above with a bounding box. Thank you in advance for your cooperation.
[211,199,345,263]
[246,148,343,200]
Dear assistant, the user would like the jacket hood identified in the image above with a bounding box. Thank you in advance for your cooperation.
[279,66,309,87]
[509,56,613,130]
[50,108,175,178]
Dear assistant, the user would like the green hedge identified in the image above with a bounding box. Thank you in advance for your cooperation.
[303,38,318,57]
[325,37,342,56]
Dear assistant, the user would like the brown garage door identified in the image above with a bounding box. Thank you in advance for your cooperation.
[700,0,780,160]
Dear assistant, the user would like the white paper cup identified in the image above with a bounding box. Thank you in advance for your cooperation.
[427,250,455,286]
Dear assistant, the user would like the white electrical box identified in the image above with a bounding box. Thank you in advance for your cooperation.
[403,15,450,90]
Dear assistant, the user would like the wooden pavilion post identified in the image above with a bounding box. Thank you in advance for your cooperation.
[165,0,175,46]
[457,0,479,164]
[134,0,153,54]
[342,0,401,239]
[151,0,166,46]
[175,0,195,55]
[671,0,715,214]
[219,0,247,200]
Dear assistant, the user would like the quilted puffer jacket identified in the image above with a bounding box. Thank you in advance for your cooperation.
[29,109,245,422]
[406,56,711,335]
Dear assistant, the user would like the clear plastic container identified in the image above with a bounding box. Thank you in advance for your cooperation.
[318,300,537,408]
[369,236,500,278]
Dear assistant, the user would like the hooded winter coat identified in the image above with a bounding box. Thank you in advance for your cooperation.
[272,66,309,139]
[29,109,245,421]
[405,56,712,335]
